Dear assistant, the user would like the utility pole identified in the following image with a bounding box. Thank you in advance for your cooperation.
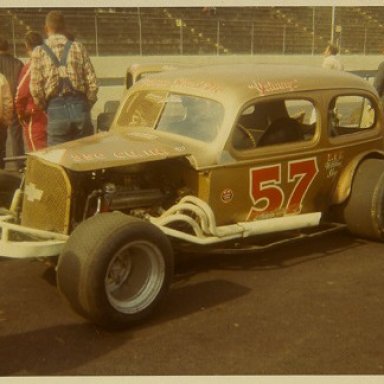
[331,6,335,43]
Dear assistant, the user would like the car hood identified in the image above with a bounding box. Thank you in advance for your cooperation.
[30,131,192,172]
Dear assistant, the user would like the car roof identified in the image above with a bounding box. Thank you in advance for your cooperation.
[126,63,197,89]
[127,63,195,78]
[133,63,377,105]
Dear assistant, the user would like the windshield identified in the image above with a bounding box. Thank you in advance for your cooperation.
[116,90,224,142]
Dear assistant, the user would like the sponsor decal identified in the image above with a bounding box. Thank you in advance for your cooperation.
[69,147,175,162]
[126,132,158,140]
[221,188,234,203]
[113,148,168,160]
[25,183,44,202]
[174,145,187,152]
[249,79,299,95]
[324,151,344,178]
[71,152,107,162]
[140,77,221,94]
[172,78,221,93]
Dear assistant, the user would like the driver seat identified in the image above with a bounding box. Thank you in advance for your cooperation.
[257,117,304,147]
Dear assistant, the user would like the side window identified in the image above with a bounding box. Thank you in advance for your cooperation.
[232,98,316,150]
[285,99,317,127]
[329,95,376,137]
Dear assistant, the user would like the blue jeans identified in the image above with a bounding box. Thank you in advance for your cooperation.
[47,95,94,146]
[9,114,25,166]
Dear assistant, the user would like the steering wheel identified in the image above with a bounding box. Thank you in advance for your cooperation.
[236,123,257,149]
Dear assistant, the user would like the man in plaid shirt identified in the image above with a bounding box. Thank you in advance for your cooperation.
[30,10,98,146]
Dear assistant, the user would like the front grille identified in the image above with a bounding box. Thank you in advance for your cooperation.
[21,157,72,234]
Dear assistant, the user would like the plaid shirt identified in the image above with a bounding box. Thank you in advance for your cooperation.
[30,34,98,109]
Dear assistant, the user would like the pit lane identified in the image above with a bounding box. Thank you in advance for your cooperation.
[0,229,383,375]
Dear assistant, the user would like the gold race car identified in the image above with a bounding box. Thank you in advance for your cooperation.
[0,63,382,328]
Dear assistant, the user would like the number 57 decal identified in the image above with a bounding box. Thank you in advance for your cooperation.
[248,157,319,220]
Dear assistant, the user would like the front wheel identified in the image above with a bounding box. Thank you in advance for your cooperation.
[57,212,174,328]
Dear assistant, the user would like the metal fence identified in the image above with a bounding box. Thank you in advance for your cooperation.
[0,9,382,57]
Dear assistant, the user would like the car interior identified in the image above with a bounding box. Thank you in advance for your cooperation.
[232,99,315,150]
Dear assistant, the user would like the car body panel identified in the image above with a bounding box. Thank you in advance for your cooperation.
[31,130,192,172]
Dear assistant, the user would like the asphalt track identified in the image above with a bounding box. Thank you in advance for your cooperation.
[0,229,383,376]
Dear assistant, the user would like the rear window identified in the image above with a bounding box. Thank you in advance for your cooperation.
[329,95,376,137]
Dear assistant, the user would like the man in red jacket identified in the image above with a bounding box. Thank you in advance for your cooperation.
[15,31,47,151]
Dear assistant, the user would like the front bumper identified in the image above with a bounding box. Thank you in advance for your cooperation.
[0,215,68,259]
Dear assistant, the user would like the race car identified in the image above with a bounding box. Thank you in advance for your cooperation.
[0,63,383,328]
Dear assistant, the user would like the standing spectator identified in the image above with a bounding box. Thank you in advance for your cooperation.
[15,31,47,151]
[322,43,344,71]
[202,7,217,16]
[0,36,24,168]
[0,73,13,168]
[30,10,98,146]
[373,60,384,103]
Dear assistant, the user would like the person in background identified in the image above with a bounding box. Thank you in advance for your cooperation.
[0,73,13,168]
[322,43,344,71]
[15,31,47,152]
[30,10,98,146]
[0,36,24,169]
[202,7,217,16]
[373,57,384,103]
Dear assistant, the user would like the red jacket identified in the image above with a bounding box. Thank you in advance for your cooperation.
[15,61,47,151]
[15,62,36,119]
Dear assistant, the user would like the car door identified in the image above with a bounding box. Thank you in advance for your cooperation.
[208,94,324,226]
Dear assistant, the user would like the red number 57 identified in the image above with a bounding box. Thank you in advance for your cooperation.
[248,157,319,220]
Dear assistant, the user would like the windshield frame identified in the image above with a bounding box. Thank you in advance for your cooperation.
[114,90,225,143]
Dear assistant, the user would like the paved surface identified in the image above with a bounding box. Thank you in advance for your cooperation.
[0,230,384,376]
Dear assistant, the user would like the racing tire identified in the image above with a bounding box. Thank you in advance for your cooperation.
[57,212,174,328]
[343,158,384,240]
[0,170,22,208]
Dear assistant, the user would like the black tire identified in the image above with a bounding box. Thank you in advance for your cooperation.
[344,159,384,240]
[57,212,174,328]
[0,170,22,208]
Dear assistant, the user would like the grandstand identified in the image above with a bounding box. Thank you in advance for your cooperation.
[1,6,384,57]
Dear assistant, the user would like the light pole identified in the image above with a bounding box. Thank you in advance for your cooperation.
[331,6,335,43]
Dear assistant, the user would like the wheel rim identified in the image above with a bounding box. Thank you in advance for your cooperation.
[105,240,166,314]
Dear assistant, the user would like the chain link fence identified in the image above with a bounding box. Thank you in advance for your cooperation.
[0,8,382,57]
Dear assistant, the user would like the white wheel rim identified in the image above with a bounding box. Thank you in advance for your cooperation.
[105,240,166,314]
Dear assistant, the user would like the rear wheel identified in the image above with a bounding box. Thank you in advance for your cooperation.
[343,159,384,240]
[57,212,174,328]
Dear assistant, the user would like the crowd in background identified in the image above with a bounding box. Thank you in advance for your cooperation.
[0,10,98,171]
